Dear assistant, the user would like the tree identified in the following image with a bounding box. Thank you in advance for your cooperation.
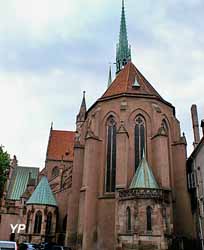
[0,145,10,198]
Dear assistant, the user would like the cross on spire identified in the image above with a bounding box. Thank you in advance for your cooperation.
[116,0,131,74]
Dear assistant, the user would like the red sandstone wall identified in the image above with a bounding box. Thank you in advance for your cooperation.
[0,214,19,241]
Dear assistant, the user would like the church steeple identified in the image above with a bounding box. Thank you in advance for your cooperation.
[116,0,131,74]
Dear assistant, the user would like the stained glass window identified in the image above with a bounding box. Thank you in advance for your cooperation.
[126,207,131,232]
[46,212,52,234]
[146,206,152,231]
[34,211,42,234]
[135,116,146,171]
[105,117,117,192]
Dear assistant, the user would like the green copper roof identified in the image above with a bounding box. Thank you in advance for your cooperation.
[116,0,131,74]
[130,153,159,189]
[27,176,57,207]
[7,166,39,200]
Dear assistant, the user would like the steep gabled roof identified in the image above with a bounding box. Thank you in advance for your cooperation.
[130,153,159,189]
[7,166,39,200]
[46,130,75,161]
[26,176,57,206]
[101,62,163,100]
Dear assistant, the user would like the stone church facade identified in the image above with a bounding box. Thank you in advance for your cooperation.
[0,1,196,250]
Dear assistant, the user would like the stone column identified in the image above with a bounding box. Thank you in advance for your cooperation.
[116,122,129,189]
[82,132,100,250]
[66,143,84,246]
[152,126,170,189]
[172,135,194,237]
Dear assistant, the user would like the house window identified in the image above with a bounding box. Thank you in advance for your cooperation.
[187,170,197,190]
[146,206,152,231]
[52,166,59,178]
[34,211,42,234]
[105,117,117,192]
[26,211,31,233]
[126,207,131,232]
[135,116,146,171]
[46,212,52,234]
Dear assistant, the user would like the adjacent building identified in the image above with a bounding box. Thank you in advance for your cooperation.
[187,105,204,249]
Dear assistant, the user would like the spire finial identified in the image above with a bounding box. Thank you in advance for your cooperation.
[142,148,146,159]
[82,91,86,108]
[116,0,131,74]
[50,122,53,130]
[107,64,112,88]
[76,91,87,123]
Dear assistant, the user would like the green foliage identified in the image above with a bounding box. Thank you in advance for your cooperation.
[0,145,10,198]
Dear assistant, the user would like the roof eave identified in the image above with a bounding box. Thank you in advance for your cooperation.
[86,92,175,116]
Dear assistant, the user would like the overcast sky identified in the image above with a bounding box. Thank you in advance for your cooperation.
[0,0,203,168]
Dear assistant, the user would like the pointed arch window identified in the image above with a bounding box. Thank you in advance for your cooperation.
[126,207,131,232]
[26,211,31,233]
[146,206,152,231]
[162,119,169,134]
[135,116,146,171]
[34,211,42,234]
[46,212,52,234]
[105,117,117,193]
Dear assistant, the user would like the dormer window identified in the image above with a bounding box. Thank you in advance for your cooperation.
[132,76,140,87]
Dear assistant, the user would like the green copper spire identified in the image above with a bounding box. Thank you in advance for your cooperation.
[116,0,131,74]
[107,65,112,87]
[130,151,159,189]
[27,176,57,206]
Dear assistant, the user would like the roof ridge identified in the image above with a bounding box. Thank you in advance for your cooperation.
[52,130,75,133]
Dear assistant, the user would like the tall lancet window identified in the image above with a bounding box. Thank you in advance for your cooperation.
[135,116,146,171]
[26,211,31,233]
[105,117,117,192]
[34,211,42,234]
[46,212,52,234]
[126,207,131,232]
[146,206,152,231]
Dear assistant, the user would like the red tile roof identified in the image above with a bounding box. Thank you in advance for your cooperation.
[101,62,162,99]
[46,130,75,161]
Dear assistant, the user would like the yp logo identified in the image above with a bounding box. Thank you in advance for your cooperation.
[10,224,26,233]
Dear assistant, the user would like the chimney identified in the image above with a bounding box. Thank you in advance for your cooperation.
[201,119,204,137]
[191,104,200,148]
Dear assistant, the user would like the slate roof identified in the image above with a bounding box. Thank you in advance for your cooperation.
[101,62,163,100]
[130,153,159,189]
[46,130,75,161]
[7,166,39,200]
[26,176,57,206]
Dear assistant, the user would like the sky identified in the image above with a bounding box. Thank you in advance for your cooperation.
[0,0,203,168]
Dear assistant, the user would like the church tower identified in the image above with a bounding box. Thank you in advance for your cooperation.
[66,1,194,249]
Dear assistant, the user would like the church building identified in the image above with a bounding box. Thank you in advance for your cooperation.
[0,1,196,250]
[66,1,194,249]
